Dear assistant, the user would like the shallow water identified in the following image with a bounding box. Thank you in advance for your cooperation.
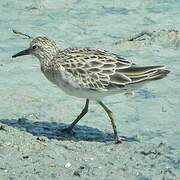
[0,0,180,179]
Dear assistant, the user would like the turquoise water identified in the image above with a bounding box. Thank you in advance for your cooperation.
[0,0,180,179]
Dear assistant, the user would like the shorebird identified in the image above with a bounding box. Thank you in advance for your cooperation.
[12,36,170,143]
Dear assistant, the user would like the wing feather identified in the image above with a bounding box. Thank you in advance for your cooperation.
[55,48,132,90]
[53,48,169,91]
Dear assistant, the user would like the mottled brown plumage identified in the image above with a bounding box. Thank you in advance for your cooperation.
[12,36,170,143]
[52,47,169,91]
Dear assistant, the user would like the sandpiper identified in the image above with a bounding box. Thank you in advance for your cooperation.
[12,36,170,143]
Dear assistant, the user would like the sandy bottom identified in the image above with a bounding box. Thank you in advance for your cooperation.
[0,0,180,179]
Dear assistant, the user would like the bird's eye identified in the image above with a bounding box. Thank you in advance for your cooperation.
[32,45,38,49]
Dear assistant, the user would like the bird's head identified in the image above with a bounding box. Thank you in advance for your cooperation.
[12,36,58,61]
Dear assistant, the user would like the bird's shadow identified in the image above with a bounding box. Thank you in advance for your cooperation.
[0,118,138,143]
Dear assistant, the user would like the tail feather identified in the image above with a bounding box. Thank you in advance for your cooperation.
[118,65,170,84]
[147,68,170,80]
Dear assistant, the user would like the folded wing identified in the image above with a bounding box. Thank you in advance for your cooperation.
[55,48,170,91]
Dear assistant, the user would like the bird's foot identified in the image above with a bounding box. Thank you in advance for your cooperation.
[114,136,124,144]
[114,135,139,144]
[61,127,75,135]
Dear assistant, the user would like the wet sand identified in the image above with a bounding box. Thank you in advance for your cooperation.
[0,0,180,179]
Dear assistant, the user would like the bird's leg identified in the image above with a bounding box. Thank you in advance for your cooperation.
[97,100,121,144]
[62,99,89,133]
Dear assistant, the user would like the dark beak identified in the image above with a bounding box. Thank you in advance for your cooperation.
[12,48,31,58]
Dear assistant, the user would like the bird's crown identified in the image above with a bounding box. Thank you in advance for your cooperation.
[30,36,57,49]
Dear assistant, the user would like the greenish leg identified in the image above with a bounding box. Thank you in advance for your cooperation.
[62,99,89,132]
[98,100,121,143]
